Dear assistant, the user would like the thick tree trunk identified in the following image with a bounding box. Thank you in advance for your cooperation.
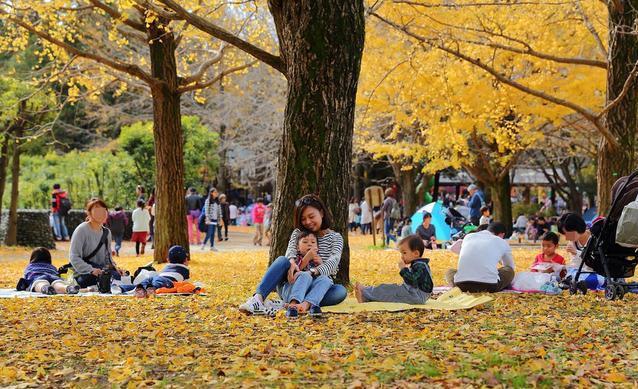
[598,2,638,214]
[267,0,365,284]
[0,135,11,222]
[6,123,22,246]
[488,173,513,237]
[147,20,188,263]
[391,162,417,217]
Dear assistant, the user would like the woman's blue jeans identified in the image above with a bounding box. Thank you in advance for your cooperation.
[255,256,347,306]
[203,224,217,247]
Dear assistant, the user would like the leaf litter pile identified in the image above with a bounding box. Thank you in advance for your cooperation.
[0,236,636,387]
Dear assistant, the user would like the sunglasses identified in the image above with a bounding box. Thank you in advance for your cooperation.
[295,196,318,207]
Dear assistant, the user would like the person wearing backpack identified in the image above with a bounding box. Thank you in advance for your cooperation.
[51,183,71,241]
[69,198,125,288]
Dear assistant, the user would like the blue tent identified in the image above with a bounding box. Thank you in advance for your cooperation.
[410,201,451,241]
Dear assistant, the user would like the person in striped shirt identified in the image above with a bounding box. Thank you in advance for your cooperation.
[239,194,347,316]
[135,245,190,298]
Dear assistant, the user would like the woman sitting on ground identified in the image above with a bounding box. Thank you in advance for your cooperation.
[238,194,347,315]
[69,198,125,288]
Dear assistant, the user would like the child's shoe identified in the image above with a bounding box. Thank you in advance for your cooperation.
[309,305,323,317]
[286,306,299,319]
[41,285,56,295]
[66,285,80,294]
[134,287,147,298]
[146,287,156,297]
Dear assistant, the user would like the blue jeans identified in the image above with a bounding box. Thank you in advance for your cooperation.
[385,218,397,245]
[52,213,69,240]
[203,224,217,247]
[278,272,334,306]
[255,256,347,306]
[139,275,174,289]
[113,234,123,254]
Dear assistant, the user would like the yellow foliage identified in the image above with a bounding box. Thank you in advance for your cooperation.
[0,238,636,386]
[356,1,606,174]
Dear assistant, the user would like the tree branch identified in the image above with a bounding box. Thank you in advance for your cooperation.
[597,58,638,118]
[157,0,286,74]
[177,61,257,93]
[88,0,146,32]
[181,44,228,85]
[458,37,606,68]
[1,10,159,86]
[371,11,620,149]
[574,0,608,58]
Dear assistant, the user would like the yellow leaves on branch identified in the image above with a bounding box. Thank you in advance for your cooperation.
[356,0,606,173]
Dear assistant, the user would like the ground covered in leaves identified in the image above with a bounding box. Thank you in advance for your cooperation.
[0,236,637,388]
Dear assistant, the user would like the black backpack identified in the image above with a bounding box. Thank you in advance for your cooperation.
[58,197,72,216]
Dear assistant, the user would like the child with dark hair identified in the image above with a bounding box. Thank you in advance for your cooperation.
[290,231,319,276]
[131,200,151,256]
[355,235,433,304]
[23,248,79,295]
[135,245,190,298]
[557,212,605,290]
[399,218,412,239]
[479,206,491,226]
[530,232,566,275]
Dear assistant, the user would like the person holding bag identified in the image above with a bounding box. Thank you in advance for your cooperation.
[69,198,125,288]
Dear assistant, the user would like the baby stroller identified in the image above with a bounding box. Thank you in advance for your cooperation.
[570,169,638,300]
[445,207,477,240]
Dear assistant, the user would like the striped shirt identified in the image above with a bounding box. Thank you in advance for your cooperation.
[285,229,343,278]
[159,263,190,282]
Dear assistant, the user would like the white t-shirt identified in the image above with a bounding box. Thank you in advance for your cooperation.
[360,201,372,224]
[131,208,151,232]
[454,230,515,284]
[229,204,238,219]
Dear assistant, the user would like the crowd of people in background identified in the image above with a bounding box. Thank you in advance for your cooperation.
[49,182,276,253]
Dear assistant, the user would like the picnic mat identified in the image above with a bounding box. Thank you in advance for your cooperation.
[0,289,207,298]
[323,287,493,313]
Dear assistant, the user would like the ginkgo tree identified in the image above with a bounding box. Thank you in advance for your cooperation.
[357,18,544,231]
[156,0,366,283]
[372,0,637,213]
[0,0,259,261]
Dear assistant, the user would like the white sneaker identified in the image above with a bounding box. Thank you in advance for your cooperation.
[210,247,218,252]
[200,244,205,250]
[239,295,266,315]
[264,299,285,314]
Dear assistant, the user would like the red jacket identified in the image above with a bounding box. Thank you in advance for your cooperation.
[51,190,67,213]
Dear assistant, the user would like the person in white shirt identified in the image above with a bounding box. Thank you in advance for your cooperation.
[229,203,238,225]
[131,200,151,256]
[359,200,372,235]
[445,222,515,292]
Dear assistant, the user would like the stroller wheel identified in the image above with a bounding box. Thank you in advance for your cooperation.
[616,285,625,300]
[605,284,617,301]
[577,281,588,295]
[569,283,577,295]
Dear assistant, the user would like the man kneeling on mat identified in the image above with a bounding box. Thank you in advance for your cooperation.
[355,235,433,304]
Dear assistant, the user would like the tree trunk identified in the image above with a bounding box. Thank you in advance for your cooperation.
[6,122,22,246]
[147,19,188,263]
[598,1,638,214]
[0,135,11,222]
[267,0,365,284]
[391,162,417,217]
[489,173,513,237]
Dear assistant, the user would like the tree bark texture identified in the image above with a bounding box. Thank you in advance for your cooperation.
[489,173,513,237]
[6,113,23,246]
[267,0,365,284]
[598,1,638,214]
[0,135,11,223]
[147,19,189,263]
